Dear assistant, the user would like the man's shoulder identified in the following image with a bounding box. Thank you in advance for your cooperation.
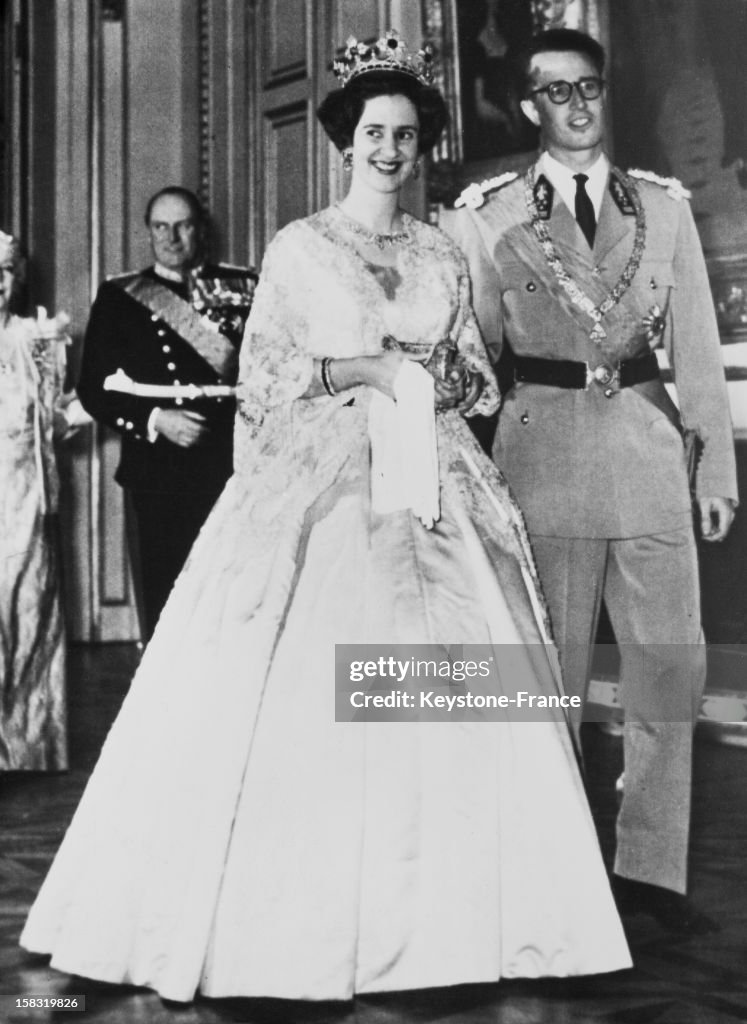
[202,262,259,283]
[94,270,151,309]
[625,168,692,204]
[454,171,524,212]
[103,268,149,288]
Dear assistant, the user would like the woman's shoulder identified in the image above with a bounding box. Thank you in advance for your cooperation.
[404,214,469,270]
[7,313,35,333]
[261,213,334,269]
[4,314,40,348]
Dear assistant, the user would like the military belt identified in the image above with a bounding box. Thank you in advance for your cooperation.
[513,351,659,393]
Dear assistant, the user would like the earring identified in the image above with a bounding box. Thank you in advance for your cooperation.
[412,160,422,180]
[342,150,353,171]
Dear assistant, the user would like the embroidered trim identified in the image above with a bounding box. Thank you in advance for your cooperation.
[628,168,691,201]
[524,164,647,344]
[455,172,519,210]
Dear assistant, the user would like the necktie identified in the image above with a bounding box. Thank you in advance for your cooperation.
[574,173,596,248]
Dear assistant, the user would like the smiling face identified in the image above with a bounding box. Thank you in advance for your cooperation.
[349,93,420,194]
[147,194,200,274]
[521,49,606,168]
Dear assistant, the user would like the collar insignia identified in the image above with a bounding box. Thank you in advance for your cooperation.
[609,172,636,216]
[533,175,554,219]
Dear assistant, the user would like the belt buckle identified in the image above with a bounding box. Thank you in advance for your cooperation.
[585,362,619,395]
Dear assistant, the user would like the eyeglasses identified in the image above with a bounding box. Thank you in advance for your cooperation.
[528,77,605,105]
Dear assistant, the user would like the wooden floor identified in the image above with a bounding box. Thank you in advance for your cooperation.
[1,644,747,1024]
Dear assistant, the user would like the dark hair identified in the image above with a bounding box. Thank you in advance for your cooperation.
[144,186,205,226]
[317,71,448,154]
[517,28,605,97]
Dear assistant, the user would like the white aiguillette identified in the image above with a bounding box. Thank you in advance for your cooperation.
[103,368,236,400]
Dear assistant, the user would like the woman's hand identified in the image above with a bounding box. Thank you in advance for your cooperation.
[454,370,485,414]
[357,350,406,399]
[433,367,484,414]
[303,351,483,410]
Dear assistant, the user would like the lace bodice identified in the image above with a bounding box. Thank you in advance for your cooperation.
[235,207,497,451]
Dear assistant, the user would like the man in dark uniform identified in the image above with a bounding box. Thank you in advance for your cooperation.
[444,30,737,934]
[78,186,257,638]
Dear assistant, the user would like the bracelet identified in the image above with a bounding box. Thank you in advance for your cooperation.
[320,357,337,396]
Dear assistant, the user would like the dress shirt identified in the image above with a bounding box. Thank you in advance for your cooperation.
[540,151,609,220]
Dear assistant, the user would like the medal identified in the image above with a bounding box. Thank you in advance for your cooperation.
[643,304,666,342]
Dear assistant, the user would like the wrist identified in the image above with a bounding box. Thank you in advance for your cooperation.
[321,356,365,392]
[321,357,337,396]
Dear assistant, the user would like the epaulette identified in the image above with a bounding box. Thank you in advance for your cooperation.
[214,262,258,277]
[454,172,519,210]
[105,269,140,282]
[628,169,691,201]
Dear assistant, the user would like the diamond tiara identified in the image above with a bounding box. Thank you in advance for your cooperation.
[333,29,435,88]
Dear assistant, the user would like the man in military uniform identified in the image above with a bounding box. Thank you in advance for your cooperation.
[445,29,737,933]
[78,186,257,639]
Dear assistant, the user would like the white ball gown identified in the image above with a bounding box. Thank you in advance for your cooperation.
[21,208,631,1002]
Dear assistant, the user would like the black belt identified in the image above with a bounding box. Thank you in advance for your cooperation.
[513,351,659,392]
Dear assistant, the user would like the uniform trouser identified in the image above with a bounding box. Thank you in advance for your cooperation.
[128,488,222,642]
[531,528,706,894]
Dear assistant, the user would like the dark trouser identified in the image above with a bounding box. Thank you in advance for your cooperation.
[531,529,706,894]
[128,488,222,641]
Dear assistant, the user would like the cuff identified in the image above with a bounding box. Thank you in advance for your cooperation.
[146,407,162,443]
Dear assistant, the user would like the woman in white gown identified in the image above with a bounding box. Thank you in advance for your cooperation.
[21,32,630,1003]
[0,232,75,769]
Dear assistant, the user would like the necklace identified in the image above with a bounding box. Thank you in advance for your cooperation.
[524,165,647,344]
[335,205,411,250]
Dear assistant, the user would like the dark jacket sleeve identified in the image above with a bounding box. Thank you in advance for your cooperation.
[77,281,160,439]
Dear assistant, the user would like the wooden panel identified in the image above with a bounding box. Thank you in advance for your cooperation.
[265,0,308,82]
[53,0,96,641]
[92,5,140,639]
[263,103,310,235]
[253,0,325,254]
[333,0,383,47]
[97,17,132,616]
[126,0,197,269]
[99,433,129,607]
[204,0,253,264]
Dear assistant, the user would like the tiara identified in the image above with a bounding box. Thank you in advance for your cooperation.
[333,29,435,88]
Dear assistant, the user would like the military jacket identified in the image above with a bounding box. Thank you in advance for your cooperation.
[78,263,257,495]
[443,162,737,538]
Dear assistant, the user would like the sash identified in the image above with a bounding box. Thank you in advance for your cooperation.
[117,274,238,380]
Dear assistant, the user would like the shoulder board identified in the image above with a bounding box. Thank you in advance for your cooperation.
[627,169,691,201]
[213,262,258,277]
[105,269,140,283]
[455,172,519,210]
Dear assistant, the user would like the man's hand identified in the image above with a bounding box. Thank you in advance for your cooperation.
[698,496,736,542]
[154,408,209,448]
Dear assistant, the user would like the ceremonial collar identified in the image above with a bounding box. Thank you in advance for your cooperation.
[525,162,646,344]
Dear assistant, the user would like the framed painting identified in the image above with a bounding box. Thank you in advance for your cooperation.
[422,0,603,199]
